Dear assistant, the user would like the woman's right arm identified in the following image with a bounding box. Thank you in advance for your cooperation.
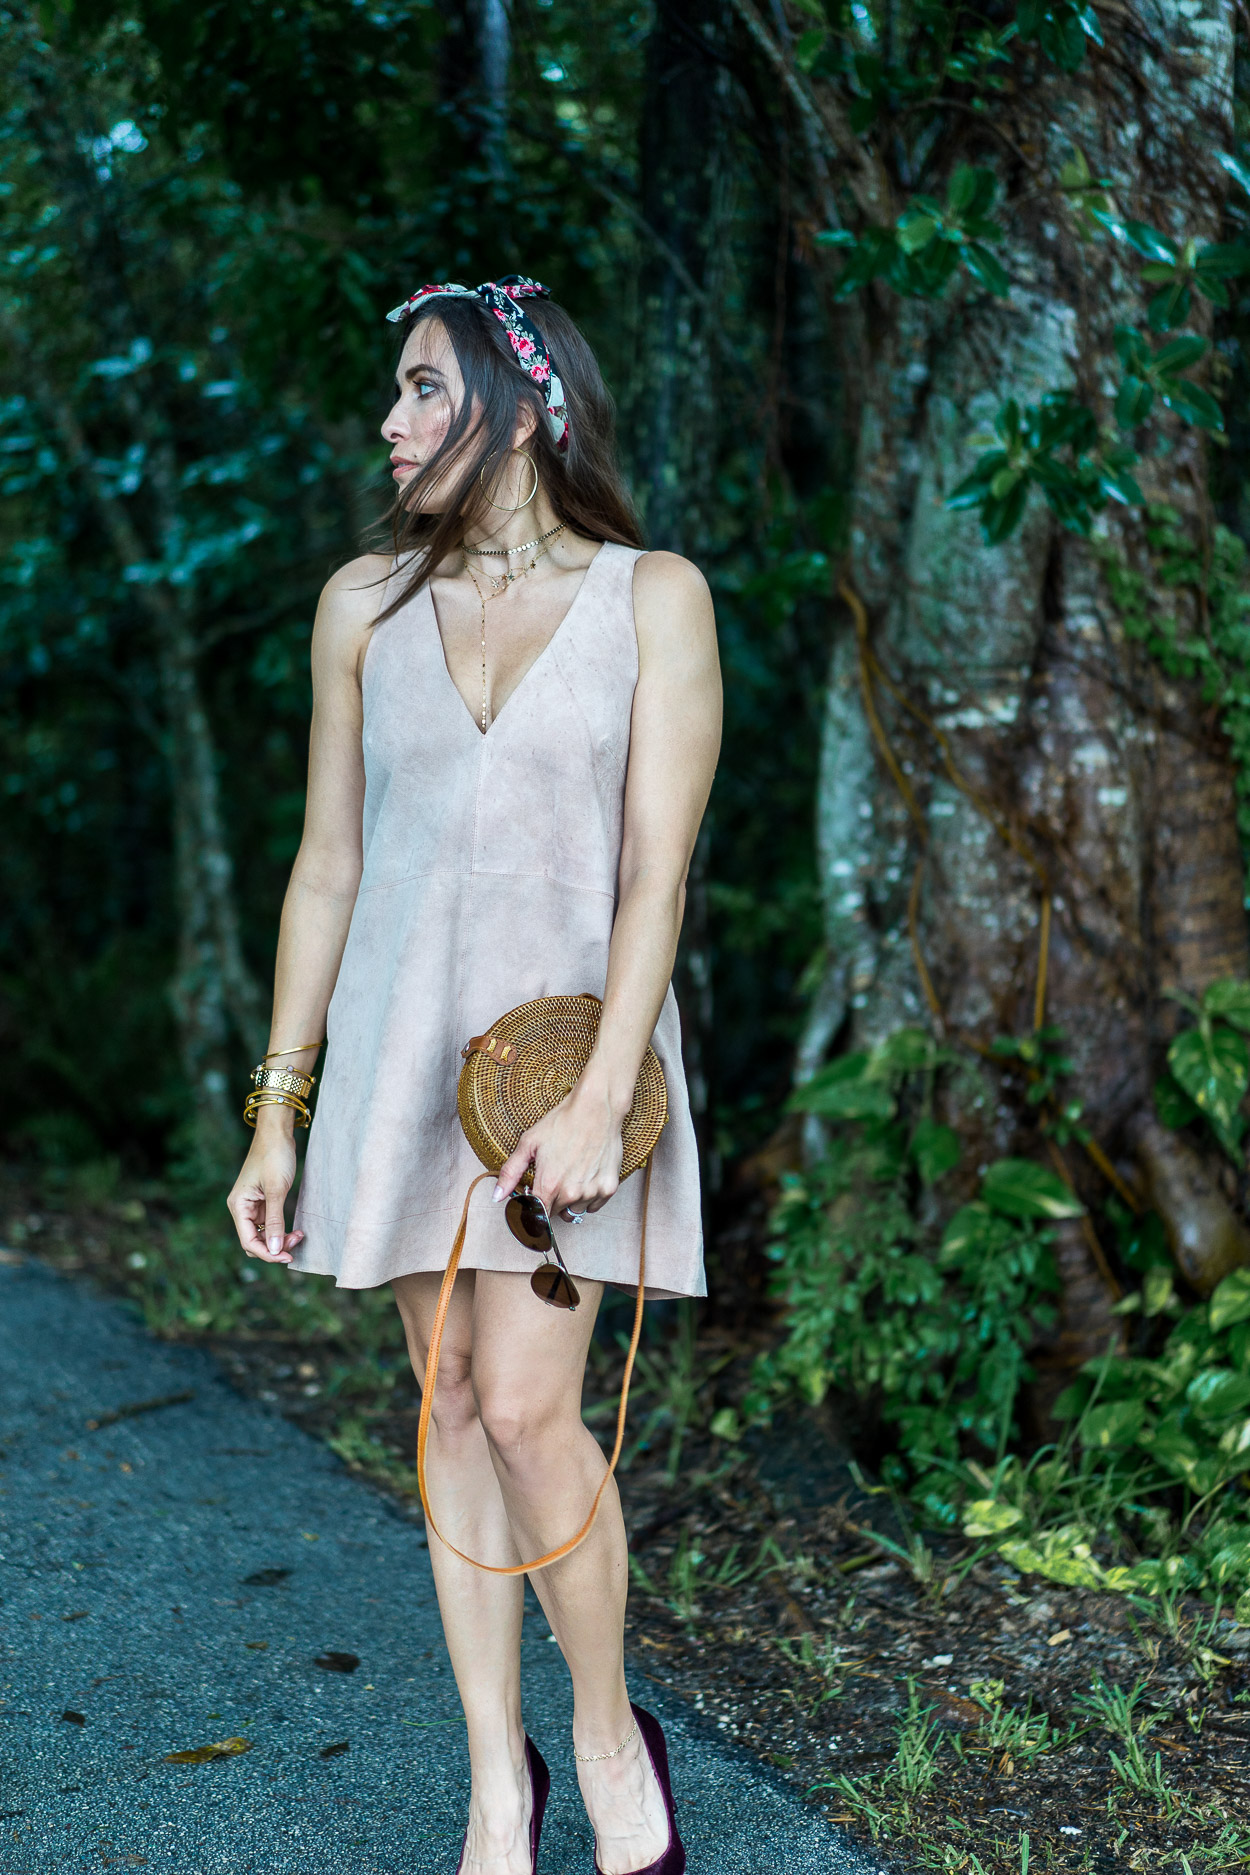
[226,554,391,1265]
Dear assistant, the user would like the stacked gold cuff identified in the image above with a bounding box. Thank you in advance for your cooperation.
[243,1047,321,1129]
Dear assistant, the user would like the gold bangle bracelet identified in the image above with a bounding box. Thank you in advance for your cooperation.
[263,1040,324,1062]
[244,1091,311,1129]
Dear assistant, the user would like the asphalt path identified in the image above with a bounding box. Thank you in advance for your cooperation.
[0,1260,883,1875]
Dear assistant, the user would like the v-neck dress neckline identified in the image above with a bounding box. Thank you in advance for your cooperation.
[428,540,608,736]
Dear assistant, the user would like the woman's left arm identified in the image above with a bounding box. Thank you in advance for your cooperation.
[497,550,722,1218]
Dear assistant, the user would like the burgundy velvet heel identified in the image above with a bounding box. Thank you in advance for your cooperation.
[454,1735,550,1875]
[526,1735,551,1873]
[592,1704,686,1875]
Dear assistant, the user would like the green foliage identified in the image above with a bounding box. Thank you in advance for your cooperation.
[752,1036,1059,1475]
[1015,0,1102,72]
[1098,509,1250,853]
[946,394,1142,543]
[817,166,1009,301]
[1155,978,1250,1162]
[1113,327,1223,433]
[1052,1266,1250,1503]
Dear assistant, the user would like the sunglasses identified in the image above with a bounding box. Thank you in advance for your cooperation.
[504,1186,581,1312]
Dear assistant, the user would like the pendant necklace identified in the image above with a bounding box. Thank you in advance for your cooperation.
[463,524,566,731]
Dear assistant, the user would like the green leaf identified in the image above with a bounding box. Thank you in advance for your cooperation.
[981,1157,1084,1220]
[963,1498,1023,1537]
[963,243,1011,296]
[788,1054,897,1120]
[896,208,941,254]
[1167,1023,1249,1126]
[947,452,1008,508]
[1160,379,1224,433]
[1116,375,1154,427]
[910,1118,961,1185]
[1217,150,1250,197]
[1120,220,1178,263]
[1211,1270,1250,1333]
[1152,334,1209,376]
[1203,980,1250,1031]
[1098,465,1144,506]
[1147,282,1192,333]
[794,26,826,71]
[1080,1397,1146,1447]
[939,1202,996,1262]
[982,479,1029,542]
[1195,241,1250,279]
[1186,1368,1250,1419]
[872,1027,936,1072]
[1154,1072,1199,1129]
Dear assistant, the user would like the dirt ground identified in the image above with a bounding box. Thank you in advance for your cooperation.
[5,1175,1250,1874]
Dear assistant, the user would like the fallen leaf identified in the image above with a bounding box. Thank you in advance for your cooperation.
[319,1741,350,1759]
[241,1567,291,1587]
[86,1391,194,1432]
[60,1710,86,1726]
[63,1611,90,1623]
[245,1641,268,1652]
[314,1652,359,1674]
[163,1736,253,1765]
[1047,1628,1074,1646]
[301,1532,319,1542]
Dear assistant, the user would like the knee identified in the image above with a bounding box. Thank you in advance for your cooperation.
[475,1386,561,1471]
[425,1355,480,1442]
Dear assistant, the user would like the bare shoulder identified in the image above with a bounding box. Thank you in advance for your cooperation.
[632,548,711,612]
[312,553,393,674]
[631,550,717,670]
[319,552,393,628]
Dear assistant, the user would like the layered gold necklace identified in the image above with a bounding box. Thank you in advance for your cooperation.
[462,522,567,732]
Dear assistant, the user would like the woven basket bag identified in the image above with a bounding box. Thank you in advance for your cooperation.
[418,993,668,1576]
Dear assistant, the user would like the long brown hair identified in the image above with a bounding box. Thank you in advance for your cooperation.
[378,292,643,620]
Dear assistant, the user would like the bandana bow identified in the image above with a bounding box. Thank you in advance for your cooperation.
[386,274,570,450]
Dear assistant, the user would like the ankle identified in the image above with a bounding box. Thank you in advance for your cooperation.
[573,1708,638,1765]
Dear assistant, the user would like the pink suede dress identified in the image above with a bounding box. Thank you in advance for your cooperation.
[292,540,706,1300]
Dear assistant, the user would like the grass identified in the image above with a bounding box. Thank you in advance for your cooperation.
[1073,1676,1187,1817]
[813,1677,944,1833]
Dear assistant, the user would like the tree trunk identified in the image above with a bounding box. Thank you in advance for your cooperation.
[11,53,266,1154]
[794,1,1247,1369]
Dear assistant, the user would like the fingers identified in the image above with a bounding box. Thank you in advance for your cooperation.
[227,1173,296,1265]
[494,1137,535,1204]
[262,1186,294,1263]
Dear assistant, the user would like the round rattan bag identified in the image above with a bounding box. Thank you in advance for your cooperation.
[457,992,667,1177]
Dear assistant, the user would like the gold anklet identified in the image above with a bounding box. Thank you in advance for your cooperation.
[573,1719,638,1764]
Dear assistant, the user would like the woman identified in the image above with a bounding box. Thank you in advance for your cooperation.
[227,275,720,1875]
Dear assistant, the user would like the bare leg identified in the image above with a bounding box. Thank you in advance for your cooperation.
[392,1271,532,1875]
[470,1273,670,1874]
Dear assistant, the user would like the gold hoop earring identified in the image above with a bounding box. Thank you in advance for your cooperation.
[480,448,538,513]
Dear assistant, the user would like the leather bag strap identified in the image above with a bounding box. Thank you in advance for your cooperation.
[416,1162,652,1575]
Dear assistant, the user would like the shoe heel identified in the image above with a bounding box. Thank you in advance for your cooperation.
[526,1735,550,1874]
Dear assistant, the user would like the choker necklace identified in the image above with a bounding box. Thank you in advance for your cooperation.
[464,521,566,559]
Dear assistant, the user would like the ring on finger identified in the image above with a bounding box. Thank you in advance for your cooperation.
[565,1209,587,1223]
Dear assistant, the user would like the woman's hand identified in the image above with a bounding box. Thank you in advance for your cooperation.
[227,1116,305,1264]
[495,1073,625,1222]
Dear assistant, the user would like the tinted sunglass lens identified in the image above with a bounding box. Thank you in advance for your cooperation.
[530,1263,580,1311]
[505,1194,551,1250]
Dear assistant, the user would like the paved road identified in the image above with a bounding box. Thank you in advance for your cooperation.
[0,1261,881,1874]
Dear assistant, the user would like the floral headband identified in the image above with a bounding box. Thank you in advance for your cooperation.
[385,273,569,450]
